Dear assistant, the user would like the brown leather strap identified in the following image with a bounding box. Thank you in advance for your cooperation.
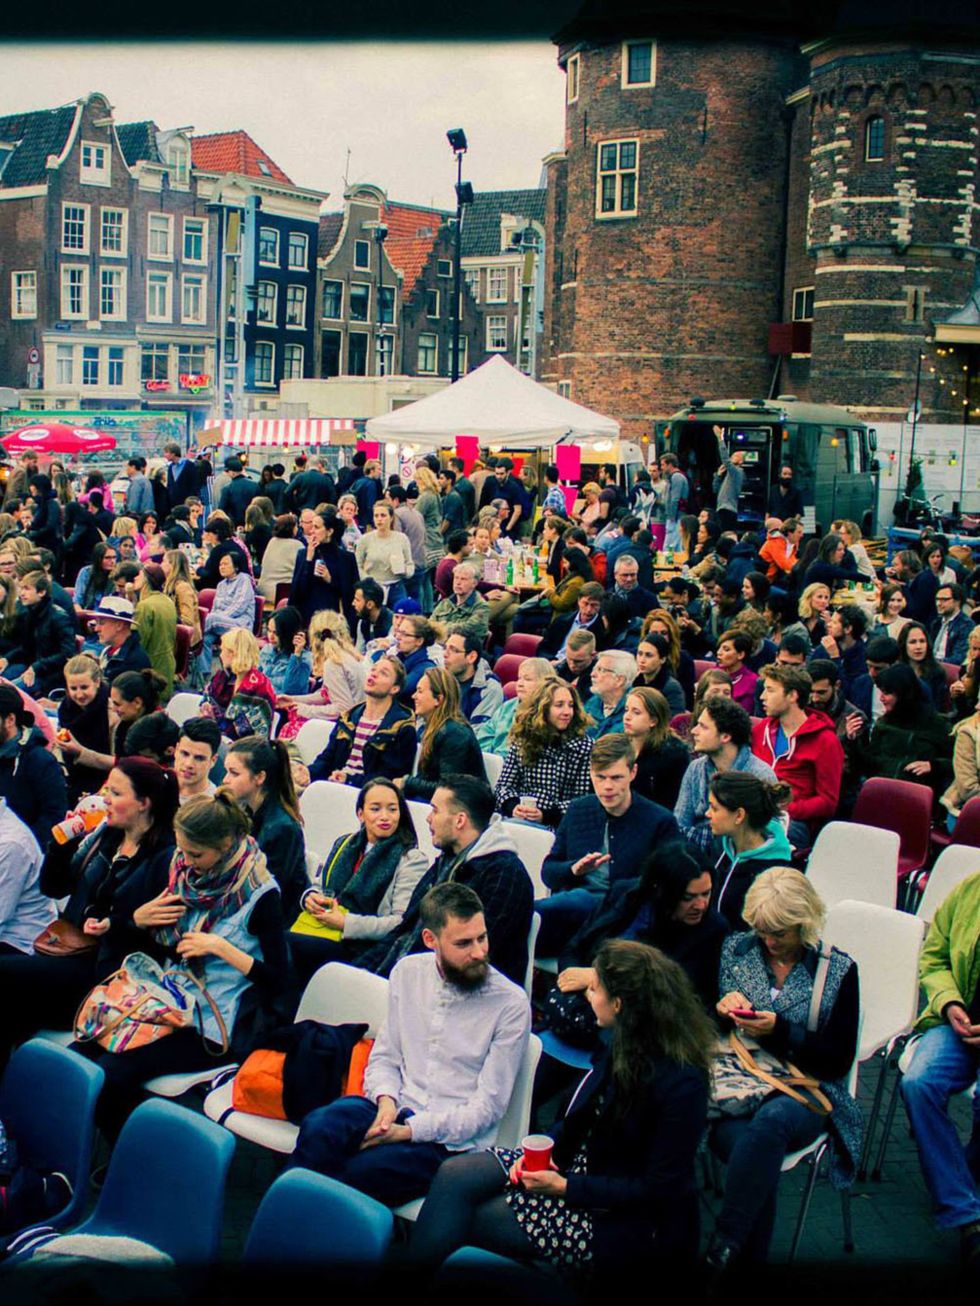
[730,1032,833,1117]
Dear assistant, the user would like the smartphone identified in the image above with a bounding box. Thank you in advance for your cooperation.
[730,1008,757,1019]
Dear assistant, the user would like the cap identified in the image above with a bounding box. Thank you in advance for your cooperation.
[392,597,423,616]
[224,456,244,473]
[91,596,136,624]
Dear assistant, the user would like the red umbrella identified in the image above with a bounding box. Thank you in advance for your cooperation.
[1,422,118,456]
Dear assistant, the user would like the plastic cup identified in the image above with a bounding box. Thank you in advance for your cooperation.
[521,1134,554,1172]
[519,795,538,809]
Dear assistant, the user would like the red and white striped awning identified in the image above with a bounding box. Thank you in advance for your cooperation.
[218,419,357,448]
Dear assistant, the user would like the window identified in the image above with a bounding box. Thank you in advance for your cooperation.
[285,284,307,328]
[350,283,370,322]
[146,271,172,322]
[567,52,580,103]
[622,40,655,87]
[557,381,572,399]
[354,240,371,270]
[426,288,440,318]
[256,281,278,325]
[147,213,173,260]
[455,336,469,376]
[11,271,36,319]
[183,218,207,264]
[62,203,89,253]
[288,232,308,269]
[82,346,100,387]
[348,332,368,376]
[259,228,279,265]
[100,208,127,256]
[181,273,206,324]
[283,343,304,379]
[487,268,508,303]
[464,268,480,303]
[596,139,639,217]
[99,267,126,321]
[80,141,110,185]
[254,342,275,385]
[865,116,885,162]
[61,265,89,319]
[322,280,343,319]
[107,347,124,387]
[141,343,169,383]
[905,286,926,323]
[166,139,190,186]
[437,258,453,278]
[177,344,207,375]
[379,286,395,325]
[417,332,438,374]
[376,334,392,377]
[486,315,508,351]
[321,330,342,378]
[792,287,814,321]
[56,344,74,386]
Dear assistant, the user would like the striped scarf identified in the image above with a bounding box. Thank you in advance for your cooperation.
[153,836,269,948]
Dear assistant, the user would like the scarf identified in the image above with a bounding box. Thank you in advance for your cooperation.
[154,835,269,947]
[320,829,411,916]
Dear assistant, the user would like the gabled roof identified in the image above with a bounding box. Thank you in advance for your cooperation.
[0,103,77,189]
[382,200,451,297]
[190,130,293,185]
[318,212,343,260]
[116,121,161,167]
[459,188,546,259]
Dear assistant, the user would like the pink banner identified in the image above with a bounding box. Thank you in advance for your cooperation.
[555,445,581,482]
[561,485,580,515]
[356,440,380,459]
[454,435,480,474]
[511,456,524,477]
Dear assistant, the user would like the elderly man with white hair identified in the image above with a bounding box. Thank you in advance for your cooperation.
[430,563,490,642]
[583,649,636,739]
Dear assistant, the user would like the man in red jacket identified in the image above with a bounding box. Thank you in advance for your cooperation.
[752,662,844,852]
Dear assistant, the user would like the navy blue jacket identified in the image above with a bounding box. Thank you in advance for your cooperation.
[542,793,680,894]
[930,610,973,669]
[0,725,68,852]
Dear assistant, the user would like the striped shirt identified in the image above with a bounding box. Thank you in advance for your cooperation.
[346,716,382,776]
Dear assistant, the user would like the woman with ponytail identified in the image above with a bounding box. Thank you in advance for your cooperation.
[707,771,794,927]
[223,736,308,921]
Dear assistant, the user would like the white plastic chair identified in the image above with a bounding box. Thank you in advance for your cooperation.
[295,719,336,766]
[482,752,504,787]
[805,822,899,910]
[523,913,540,998]
[498,819,554,901]
[299,780,360,863]
[407,800,438,864]
[166,692,204,725]
[916,845,980,924]
[204,963,389,1154]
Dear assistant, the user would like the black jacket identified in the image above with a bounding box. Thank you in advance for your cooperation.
[101,630,151,685]
[289,543,356,626]
[632,736,691,811]
[404,719,487,801]
[165,459,199,509]
[309,701,417,786]
[285,469,338,513]
[0,725,68,852]
[58,682,112,803]
[195,538,250,591]
[27,497,63,556]
[6,596,76,694]
[218,475,259,526]
[250,796,307,923]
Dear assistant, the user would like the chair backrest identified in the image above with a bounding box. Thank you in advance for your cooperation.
[502,681,518,700]
[0,1040,104,1230]
[166,691,204,725]
[503,633,543,658]
[252,594,266,636]
[824,899,925,1061]
[90,1099,235,1262]
[498,818,554,899]
[805,821,899,909]
[669,711,692,737]
[492,654,526,686]
[174,624,192,678]
[918,847,980,924]
[406,799,438,862]
[244,1168,393,1266]
[493,1033,542,1149]
[949,794,980,850]
[299,780,360,862]
[274,581,292,608]
[482,751,505,787]
[693,658,716,682]
[295,718,336,766]
[942,661,960,689]
[198,587,217,613]
[296,962,389,1037]
[524,913,541,997]
[851,776,933,873]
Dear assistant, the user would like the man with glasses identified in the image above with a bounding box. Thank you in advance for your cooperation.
[541,582,605,661]
[583,651,636,739]
[931,583,972,667]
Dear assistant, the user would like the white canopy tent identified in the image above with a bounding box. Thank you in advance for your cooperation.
[365,355,620,450]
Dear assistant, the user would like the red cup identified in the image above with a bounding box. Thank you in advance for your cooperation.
[521,1134,554,1172]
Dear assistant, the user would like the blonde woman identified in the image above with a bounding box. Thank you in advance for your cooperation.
[641,607,696,706]
[941,697,980,830]
[577,482,602,533]
[475,656,557,756]
[832,519,876,581]
[403,667,486,800]
[494,678,593,828]
[162,548,202,642]
[201,628,277,739]
[798,581,832,646]
[278,609,366,734]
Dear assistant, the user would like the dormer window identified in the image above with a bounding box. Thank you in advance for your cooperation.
[80,141,110,186]
[166,138,190,187]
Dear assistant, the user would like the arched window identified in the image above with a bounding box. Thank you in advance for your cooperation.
[865,116,885,162]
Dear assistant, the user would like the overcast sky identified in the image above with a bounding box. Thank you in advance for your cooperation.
[0,43,566,210]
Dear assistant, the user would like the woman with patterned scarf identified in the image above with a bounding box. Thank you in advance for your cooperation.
[201,628,278,740]
[77,790,291,1137]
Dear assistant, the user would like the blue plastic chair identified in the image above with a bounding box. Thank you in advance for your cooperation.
[0,1039,104,1230]
[244,1169,393,1266]
[538,1029,594,1072]
[71,1099,235,1263]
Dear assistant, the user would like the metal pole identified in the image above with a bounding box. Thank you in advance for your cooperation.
[451,151,463,383]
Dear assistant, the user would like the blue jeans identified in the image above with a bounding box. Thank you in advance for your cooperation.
[385,580,408,609]
[901,1023,980,1229]
[418,567,436,616]
[290,1094,450,1205]
[535,888,600,957]
[664,520,682,551]
[195,614,232,683]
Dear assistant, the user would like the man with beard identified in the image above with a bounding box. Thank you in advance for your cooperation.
[290,882,530,1205]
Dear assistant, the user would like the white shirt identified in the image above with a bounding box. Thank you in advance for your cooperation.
[363,951,530,1151]
[0,798,53,953]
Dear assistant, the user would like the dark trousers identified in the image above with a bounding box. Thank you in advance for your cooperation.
[716,508,738,535]
[534,889,598,957]
[410,1151,533,1269]
[0,950,99,1073]
[290,1094,450,1205]
[73,1029,216,1138]
[288,932,348,985]
[710,1094,825,1259]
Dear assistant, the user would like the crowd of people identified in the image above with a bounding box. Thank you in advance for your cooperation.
[0,440,977,1282]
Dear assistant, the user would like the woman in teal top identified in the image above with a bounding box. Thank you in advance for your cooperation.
[475,657,556,755]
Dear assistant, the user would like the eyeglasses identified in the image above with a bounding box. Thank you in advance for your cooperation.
[594,665,616,676]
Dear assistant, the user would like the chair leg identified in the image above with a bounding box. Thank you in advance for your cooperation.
[840,1188,855,1254]
[787,1145,824,1264]
[871,1069,904,1182]
[857,1053,887,1180]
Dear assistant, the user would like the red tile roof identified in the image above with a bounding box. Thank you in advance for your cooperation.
[190,131,293,185]
[382,201,451,297]
[318,213,343,260]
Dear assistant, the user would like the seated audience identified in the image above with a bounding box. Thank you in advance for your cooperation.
[554,627,599,702]
[308,656,416,789]
[404,668,487,801]
[352,578,392,654]
[0,569,75,695]
[873,582,912,642]
[931,582,972,668]
[610,553,659,621]
[941,697,980,832]
[623,685,691,810]
[804,532,858,591]
[92,596,151,685]
[289,510,355,625]
[431,564,491,642]
[195,515,249,590]
[201,629,277,741]
[692,667,733,723]
[393,613,439,708]
[258,605,313,695]
[494,679,593,829]
[195,549,256,685]
[0,799,53,957]
[74,542,118,613]
[950,624,980,721]
[57,654,111,803]
[61,667,166,779]
[634,633,685,716]
[850,663,952,798]
[715,632,759,714]
[174,718,221,804]
[131,562,177,699]
[256,515,304,605]
[849,634,902,723]
[583,650,636,738]
[161,547,202,644]
[444,631,503,726]
[674,698,775,853]
[764,592,811,653]
[642,608,695,707]
[899,620,952,712]
[798,582,831,647]
[476,657,556,756]
[707,771,793,927]
[808,604,868,699]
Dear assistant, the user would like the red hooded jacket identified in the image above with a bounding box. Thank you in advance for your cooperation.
[751,710,844,829]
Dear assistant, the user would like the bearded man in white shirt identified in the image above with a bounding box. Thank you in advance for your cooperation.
[289,881,531,1205]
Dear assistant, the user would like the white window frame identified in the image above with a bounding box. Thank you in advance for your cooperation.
[283,342,304,379]
[792,286,814,322]
[486,314,508,352]
[426,288,440,319]
[99,266,127,322]
[287,232,309,270]
[378,285,396,327]
[106,347,125,388]
[256,281,278,325]
[166,139,191,188]
[11,271,36,320]
[81,345,100,388]
[595,139,639,219]
[181,273,207,325]
[254,341,275,386]
[456,336,468,376]
[147,212,174,262]
[487,267,508,303]
[354,239,371,271]
[176,344,208,377]
[56,344,74,387]
[258,227,280,266]
[285,284,307,329]
[100,207,128,257]
[61,202,90,255]
[60,264,89,320]
[146,270,173,323]
[80,140,110,186]
[182,217,208,265]
[437,258,453,278]
[417,332,438,375]
[464,268,480,303]
[567,52,580,103]
[621,40,656,88]
[349,281,371,323]
[322,279,344,320]
[141,342,170,384]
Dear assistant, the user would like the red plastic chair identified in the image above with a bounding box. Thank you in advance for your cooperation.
[174,624,192,679]
[274,582,292,609]
[503,633,544,658]
[198,588,217,614]
[930,793,980,855]
[851,777,934,881]
[694,658,716,682]
[493,653,526,687]
[252,596,265,637]
[670,711,692,740]
[942,661,960,690]
[503,681,518,700]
